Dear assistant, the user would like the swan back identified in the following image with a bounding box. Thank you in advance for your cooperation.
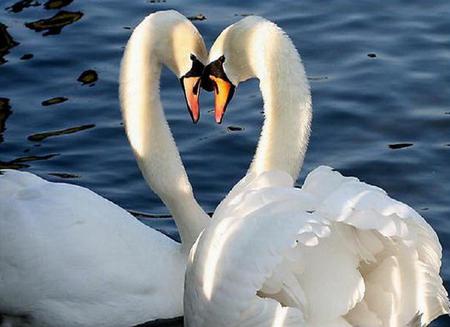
[0,169,187,326]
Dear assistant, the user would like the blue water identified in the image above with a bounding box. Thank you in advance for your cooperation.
[1,0,449,325]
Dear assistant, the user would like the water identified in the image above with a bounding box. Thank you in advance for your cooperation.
[1,0,449,325]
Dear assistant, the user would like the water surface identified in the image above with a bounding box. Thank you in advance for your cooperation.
[1,0,449,325]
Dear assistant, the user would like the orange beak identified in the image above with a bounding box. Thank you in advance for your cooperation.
[210,75,235,124]
[181,76,201,123]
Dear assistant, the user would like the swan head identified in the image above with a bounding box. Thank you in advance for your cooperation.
[201,16,268,123]
[148,10,208,122]
[201,55,236,124]
[201,25,238,124]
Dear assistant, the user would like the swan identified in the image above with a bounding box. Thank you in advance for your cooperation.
[0,11,209,327]
[185,16,449,327]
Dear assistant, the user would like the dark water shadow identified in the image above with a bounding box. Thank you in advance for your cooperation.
[227,125,244,132]
[44,0,73,10]
[0,98,12,143]
[25,10,83,36]
[5,0,40,13]
[77,69,98,85]
[130,210,213,219]
[389,143,414,149]
[187,14,206,21]
[133,317,183,327]
[28,124,95,142]
[41,97,68,106]
[431,313,450,326]
[0,153,58,169]
[308,76,328,81]
[129,210,173,219]
[48,172,79,179]
[0,24,19,64]
[20,53,33,60]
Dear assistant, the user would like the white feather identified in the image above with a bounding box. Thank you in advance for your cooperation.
[184,16,448,327]
[0,11,209,326]
[185,168,449,327]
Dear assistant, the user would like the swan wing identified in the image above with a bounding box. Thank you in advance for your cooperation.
[185,167,449,327]
[303,166,449,325]
[185,187,318,327]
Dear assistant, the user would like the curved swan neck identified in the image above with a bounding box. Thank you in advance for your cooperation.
[251,32,312,181]
[119,12,209,249]
[213,18,312,181]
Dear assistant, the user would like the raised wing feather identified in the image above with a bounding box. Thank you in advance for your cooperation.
[185,167,449,327]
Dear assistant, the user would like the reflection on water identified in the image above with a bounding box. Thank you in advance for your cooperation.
[20,53,33,60]
[27,124,95,142]
[1,1,449,326]
[5,0,72,13]
[0,98,12,143]
[0,154,58,169]
[41,97,68,106]
[130,210,173,219]
[44,0,73,10]
[0,24,19,64]
[389,143,414,150]
[48,172,79,179]
[77,69,98,85]
[308,76,328,81]
[25,10,83,36]
[5,0,39,13]
[227,126,244,132]
[188,14,207,21]
[133,317,183,327]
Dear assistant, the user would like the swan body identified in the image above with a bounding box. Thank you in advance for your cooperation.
[0,170,186,326]
[186,167,449,327]
[0,11,209,326]
[185,16,449,327]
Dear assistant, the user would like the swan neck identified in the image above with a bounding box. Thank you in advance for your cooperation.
[247,24,312,181]
[119,16,208,249]
[166,196,209,250]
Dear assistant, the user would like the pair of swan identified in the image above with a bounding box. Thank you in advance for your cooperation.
[0,10,447,327]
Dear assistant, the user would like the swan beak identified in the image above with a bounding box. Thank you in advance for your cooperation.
[181,76,201,123]
[210,75,235,124]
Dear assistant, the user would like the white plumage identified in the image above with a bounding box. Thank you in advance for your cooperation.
[0,11,209,326]
[185,167,449,327]
[0,169,186,326]
[184,16,448,327]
